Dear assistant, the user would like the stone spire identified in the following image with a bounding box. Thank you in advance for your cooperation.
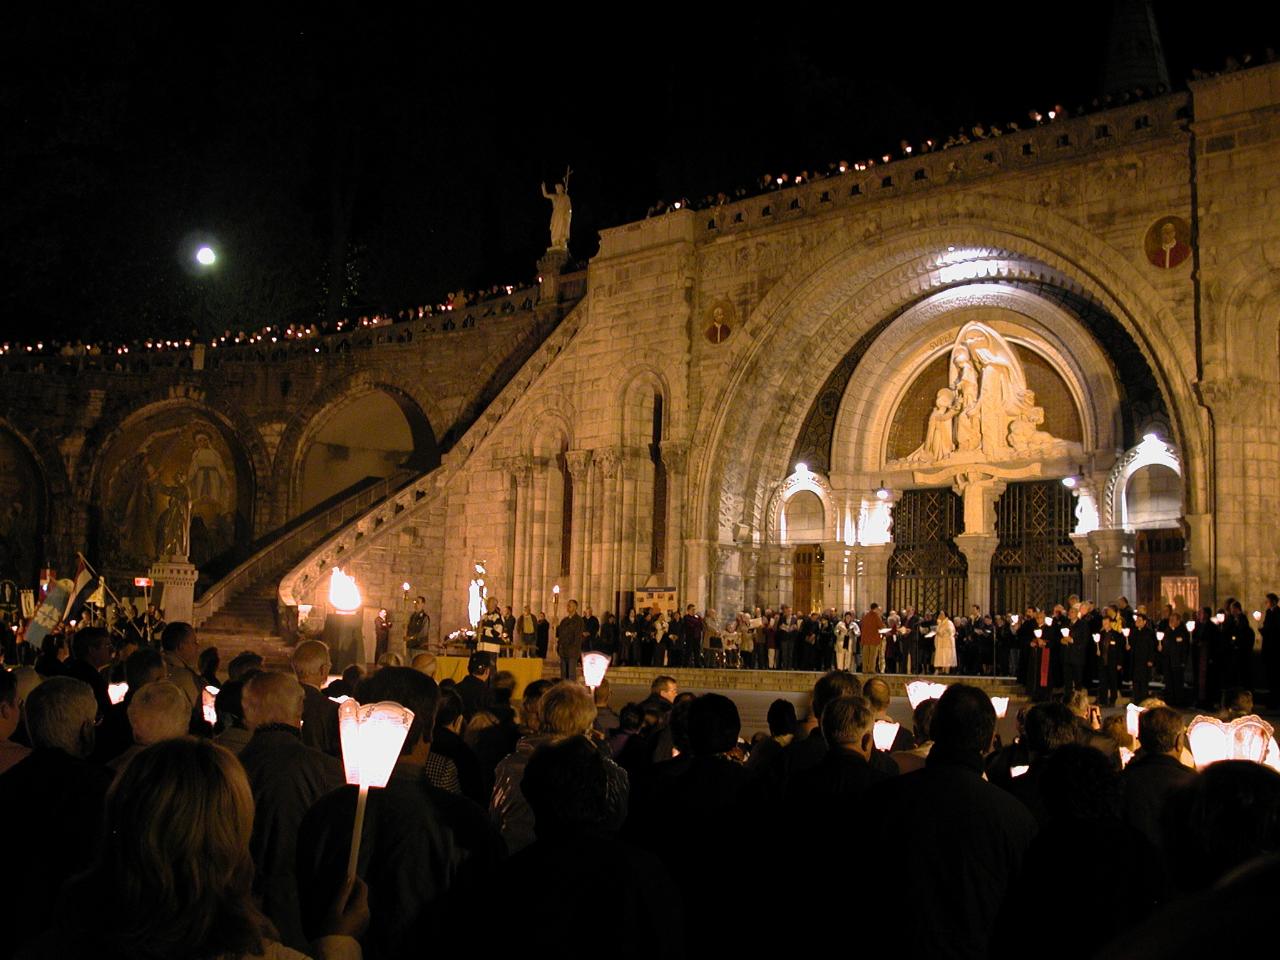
[1101,0,1170,95]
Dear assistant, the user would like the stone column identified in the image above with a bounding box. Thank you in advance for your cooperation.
[952,473,1007,614]
[564,449,592,606]
[953,534,999,613]
[595,448,621,617]
[617,450,639,606]
[1070,533,1100,604]
[1199,376,1280,603]
[777,546,794,610]
[531,457,553,605]
[511,458,533,609]
[858,544,895,611]
[1088,528,1137,606]
[660,441,688,592]
[822,540,846,612]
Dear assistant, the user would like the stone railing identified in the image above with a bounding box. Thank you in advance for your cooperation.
[688,94,1190,240]
[193,469,415,626]
[277,298,589,608]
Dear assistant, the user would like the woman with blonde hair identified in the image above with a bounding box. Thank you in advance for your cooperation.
[18,738,366,960]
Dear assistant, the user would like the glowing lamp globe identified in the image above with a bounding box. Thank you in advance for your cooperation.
[581,652,611,689]
[108,682,128,706]
[873,719,900,752]
[1187,714,1275,770]
[338,698,416,789]
[1126,702,1145,740]
[329,568,361,614]
[906,680,947,709]
[195,245,216,266]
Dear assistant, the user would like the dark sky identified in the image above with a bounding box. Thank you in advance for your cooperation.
[1,2,1276,343]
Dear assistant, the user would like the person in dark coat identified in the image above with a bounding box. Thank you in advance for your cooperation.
[555,600,585,680]
[1121,706,1196,853]
[92,647,165,764]
[291,639,340,758]
[862,684,1038,960]
[1129,611,1158,701]
[786,696,889,815]
[1160,610,1191,707]
[61,626,113,719]
[455,653,492,719]
[1098,606,1125,707]
[447,736,682,960]
[1062,601,1092,700]
[300,668,500,960]
[1263,593,1280,709]
[236,671,344,951]
[0,677,112,958]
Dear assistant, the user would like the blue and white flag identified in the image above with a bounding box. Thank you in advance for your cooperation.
[27,579,72,649]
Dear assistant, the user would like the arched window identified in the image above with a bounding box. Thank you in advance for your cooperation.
[650,394,666,573]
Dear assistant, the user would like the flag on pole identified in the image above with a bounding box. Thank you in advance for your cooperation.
[64,558,99,624]
[27,579,72,649]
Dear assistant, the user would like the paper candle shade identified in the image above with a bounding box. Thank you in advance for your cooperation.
[1187,620,1196,633]
[107,682,128,706]
[581,652,611,689]
[1010,764,1030,779]
[1033,628,1042,640]
[906,680,948,709]
[338,699,416,788]
[202,685,219,726]
[1186,714,1276,770]
[1126,702,1145,740]
[873,719,900,751]
[1060,627,1070,638]
[991,696,1010,719]
[1122,627,1130,638]
[1156,631,1165,644]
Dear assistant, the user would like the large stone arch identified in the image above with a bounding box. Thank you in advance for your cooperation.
[829,283,1122,478]
[690,198,1209,564]
[79,395,267,578]
[274,373,441,521]
[0,418,66,583]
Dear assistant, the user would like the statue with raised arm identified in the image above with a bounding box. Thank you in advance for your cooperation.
[540,166,573,251]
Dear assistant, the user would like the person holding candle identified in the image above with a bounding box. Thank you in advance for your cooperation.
[1159,609,1190,707]
[1098,606,1125,707]
[1129,611,1158,701]
[1263,592,1280,710]
[934,610,957,675]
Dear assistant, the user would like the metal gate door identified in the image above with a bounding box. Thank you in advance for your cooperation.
[889,488,968,615]
[991,480,1082,614]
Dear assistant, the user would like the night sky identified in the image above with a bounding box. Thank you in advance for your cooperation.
[1,2,1276,344]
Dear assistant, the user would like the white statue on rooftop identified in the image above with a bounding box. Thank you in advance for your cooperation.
[540,166,573,251]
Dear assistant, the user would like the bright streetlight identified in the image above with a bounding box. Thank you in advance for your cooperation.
[195,245,217,266]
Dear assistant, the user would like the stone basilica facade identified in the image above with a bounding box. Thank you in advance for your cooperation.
[4,62,1280,644]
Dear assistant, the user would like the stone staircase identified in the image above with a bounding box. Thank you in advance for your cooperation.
[195,577,294,670]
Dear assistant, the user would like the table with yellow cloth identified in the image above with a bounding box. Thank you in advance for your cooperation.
[432,656,545,699]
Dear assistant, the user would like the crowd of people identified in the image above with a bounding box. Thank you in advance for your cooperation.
[452,590,1280,713]
[3,613,1280,959]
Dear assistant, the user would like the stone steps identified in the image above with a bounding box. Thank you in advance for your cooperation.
[602,665,1023,697]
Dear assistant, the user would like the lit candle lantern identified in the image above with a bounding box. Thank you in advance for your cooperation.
[338,699,415,878]
[873,719,900,752]
[581,652,611,690]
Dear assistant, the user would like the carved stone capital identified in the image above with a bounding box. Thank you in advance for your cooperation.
[659,440,689,474]
[596,446,623,480]
[564,448,593,480]
[512,455,534,488]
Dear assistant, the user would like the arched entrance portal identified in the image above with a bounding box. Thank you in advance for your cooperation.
[296,390,438,514]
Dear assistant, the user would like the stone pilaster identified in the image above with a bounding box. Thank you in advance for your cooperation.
[660,440,689,594]
[857,543,895,612]
[953,533,1000,614]
[564,449,592,607]
[511,457,533,609]
[1088,528,1137,606]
